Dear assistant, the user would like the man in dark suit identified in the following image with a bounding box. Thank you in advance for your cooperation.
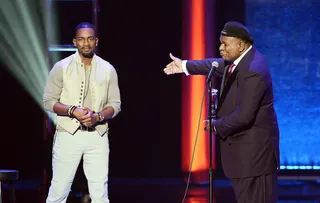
[164,21,279,203]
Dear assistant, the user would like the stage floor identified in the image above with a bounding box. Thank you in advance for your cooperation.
[2,178,320,203]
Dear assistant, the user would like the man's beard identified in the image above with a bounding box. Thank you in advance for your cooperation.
[81,51,94,58]
[82,52,93,58]
[78,46,94,58]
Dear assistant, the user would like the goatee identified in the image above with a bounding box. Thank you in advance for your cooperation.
[82,52,94,58]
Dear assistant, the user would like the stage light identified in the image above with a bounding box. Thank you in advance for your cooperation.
[49,44,77,52]
[280,165,320,170]
[0,0,59,111]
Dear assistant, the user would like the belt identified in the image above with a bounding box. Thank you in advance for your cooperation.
[78,125,96,132]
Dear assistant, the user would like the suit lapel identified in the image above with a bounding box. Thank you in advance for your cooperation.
[217,68,239,112]
[216,47,256,113]
[219,65,229,97]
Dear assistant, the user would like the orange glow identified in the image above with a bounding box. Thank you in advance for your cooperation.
[182,0,210,174]
[191,0,205,60]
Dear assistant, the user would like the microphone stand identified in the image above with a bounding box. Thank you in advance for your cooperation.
[207,79,218,203]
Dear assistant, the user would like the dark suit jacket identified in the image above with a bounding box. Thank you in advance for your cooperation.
[186,47,279,178]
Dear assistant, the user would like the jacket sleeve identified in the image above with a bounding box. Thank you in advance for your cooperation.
[43,63,63,112]
[186,58,225,78]
[104,65,121,118]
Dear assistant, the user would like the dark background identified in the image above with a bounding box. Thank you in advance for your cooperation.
[0,0,245,181]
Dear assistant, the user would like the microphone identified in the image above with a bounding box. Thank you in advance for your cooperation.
[206,61,219,83]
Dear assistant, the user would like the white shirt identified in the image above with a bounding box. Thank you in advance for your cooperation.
[229,45,252,72]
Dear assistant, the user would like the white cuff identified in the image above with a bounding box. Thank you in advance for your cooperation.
[182,60,190,76]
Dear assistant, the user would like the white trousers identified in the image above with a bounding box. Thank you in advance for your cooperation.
[46,130,110,203]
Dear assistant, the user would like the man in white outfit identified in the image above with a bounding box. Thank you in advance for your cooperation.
[43,22,121,203]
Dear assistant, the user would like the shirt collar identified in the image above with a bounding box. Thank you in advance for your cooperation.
[75,51,97,67]
[233,45,252,66]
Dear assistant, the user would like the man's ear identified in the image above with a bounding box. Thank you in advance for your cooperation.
[95,37,99,46]
[238,41,245,52]
[73,38,77,47]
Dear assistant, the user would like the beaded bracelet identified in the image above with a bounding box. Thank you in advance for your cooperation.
[67,105,77,117]
[70,106,77,117]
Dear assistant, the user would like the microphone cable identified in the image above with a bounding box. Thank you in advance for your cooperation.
[181,86,207,203]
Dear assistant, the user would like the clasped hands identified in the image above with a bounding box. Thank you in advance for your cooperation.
[72,107,98,127]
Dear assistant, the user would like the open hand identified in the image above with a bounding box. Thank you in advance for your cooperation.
[163,53,183,75]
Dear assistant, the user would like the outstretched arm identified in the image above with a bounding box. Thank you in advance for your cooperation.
[186,58,225,78]
[163,53,225,78]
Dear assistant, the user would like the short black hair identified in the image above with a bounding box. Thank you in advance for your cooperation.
[75,22,96,36]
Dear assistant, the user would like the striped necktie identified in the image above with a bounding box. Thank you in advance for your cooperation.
[228,63,235,76]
